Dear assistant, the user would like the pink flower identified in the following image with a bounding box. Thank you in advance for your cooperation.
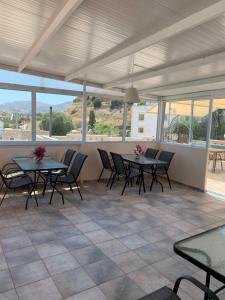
[34,145,46,161]
[136,144,145,155]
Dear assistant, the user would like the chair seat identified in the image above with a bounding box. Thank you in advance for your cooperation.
[48,174,74,183]
[9,176,33,189]
[4,170,24,179]
[138,287,181,300]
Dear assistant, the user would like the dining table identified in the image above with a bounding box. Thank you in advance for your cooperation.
[174,225,225,300]
[122,154,167,194]
[13,157,68,205]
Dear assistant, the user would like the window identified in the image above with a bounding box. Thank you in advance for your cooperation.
[192,99,209,146]
[163,100,192,144]
[86,97,123,141]
[139,113,144,121]
[36,93,82,141]
[0,89,31,141]
[127,101,158,141]
[210,99,225,146]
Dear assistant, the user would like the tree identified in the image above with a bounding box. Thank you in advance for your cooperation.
[39,112,73,136]
[110,99,123,110]
[88,110,96,129]
[93,97,102,109]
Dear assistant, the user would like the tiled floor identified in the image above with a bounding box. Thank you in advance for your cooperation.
[207,160,225,196]
[0,179,225,299]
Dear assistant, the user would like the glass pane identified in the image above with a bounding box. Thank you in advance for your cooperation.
[86,97,123,141]
[0,89,31,141]
[36,93,82,141]
[192,99,209,146]
[126,100,158,141]
[210,99,225,146]
[163,100,191,144]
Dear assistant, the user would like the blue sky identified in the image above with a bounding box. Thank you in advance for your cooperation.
[0,70,85,104]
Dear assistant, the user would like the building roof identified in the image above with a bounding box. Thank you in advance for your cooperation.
[1,0,225,97]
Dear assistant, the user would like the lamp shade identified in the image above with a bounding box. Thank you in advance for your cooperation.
[125,85,140,103]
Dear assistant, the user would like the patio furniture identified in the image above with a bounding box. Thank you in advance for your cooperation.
[97,148,114,186]
[41,148,75,194]
[145,148,159,159]
[47,152,88,204]
[0,162,24,191]
[13,157,68,207]
[110,152,141,195]
[174,224,225,300]
[144,151,174,192]
[208,149,225,172]
[0,170,37,210]
[138,276,218,300]
[122,154,167,194]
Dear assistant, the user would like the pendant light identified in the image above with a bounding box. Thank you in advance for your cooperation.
[125,55,140,103]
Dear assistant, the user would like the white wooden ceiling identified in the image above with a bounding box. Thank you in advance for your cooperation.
[1,0,225,96]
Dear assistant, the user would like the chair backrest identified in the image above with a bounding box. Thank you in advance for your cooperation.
[70,153,88,181]
[0,169,7,187]
[97,149,112,170]
[158,151,175,171]
[145,148,159,159]
[110,152,126,175]
[63,149,76,166]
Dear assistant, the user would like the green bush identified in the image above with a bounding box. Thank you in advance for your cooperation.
[93,98,102,109]
[110,99,123,110]
[93,124,119,136]
[88,110,96,129]
[39,112,73,136]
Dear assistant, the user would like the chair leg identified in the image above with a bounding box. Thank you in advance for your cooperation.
[106,170,113,187]
[32,185,38,207]
[110,173,116,189]
[0,188,8,206]
[75,181,83,200]
[42,178,48,196]
[69,183,74,193]
[98,168,104,182]
[121,178,129,195]
[166,171,172,189]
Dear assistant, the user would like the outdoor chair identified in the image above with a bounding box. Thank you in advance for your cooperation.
[0,170,37,210]
[110,152,141,195]
[42,148,76,195]
[47,152,88,204]
[137,276,219,300]
[0,162,24,191]
[97,148,114,186]
[144,150,174,191]
[145,148,159,159]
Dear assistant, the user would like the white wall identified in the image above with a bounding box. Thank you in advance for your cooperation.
[0,141,208,191]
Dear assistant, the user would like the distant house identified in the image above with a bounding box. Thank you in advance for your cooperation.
[131,103,158,140]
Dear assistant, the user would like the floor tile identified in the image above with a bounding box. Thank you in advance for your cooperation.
[96,239,128,257]
[62,235,92,251]
[53,225,81,239]
[65,286,107,300]
[52,267,95,298]
[0,289,18,300]
[128,265,171,293]
[75,221,101,233]
[99,276,145,300]
[10,260,49,287]
[36,241,68,258]
[71,245,106,266]
[16,278,62,300]
[84,258,123,285]
[85,230,113,244]
[1,235,32,252]
[111,251,146,273]
[29,230,58,245]
[44,252,80,275]
[135,243,170,264]
[0,269,14,293]
[119,234,148,250]
[5,246,40,268]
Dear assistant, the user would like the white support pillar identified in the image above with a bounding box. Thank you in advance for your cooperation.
[156,96,163,144]
[206,97,213,149]
[31,90,36,142]
[82,78,87,143]
[122,102,128,142]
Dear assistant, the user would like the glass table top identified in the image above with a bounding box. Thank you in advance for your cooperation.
[122,154,167,165]
[13,157,68,172]
[174,225,225,282]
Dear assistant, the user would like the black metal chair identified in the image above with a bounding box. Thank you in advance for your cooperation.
[110,152,141,195]
[97,148,114,186]
[145,148,159,159]
[144,150,174,191]
[0,162,24,191]
[0,170,37,210]
[42,148,76,195]
[138,276,219,300]
[48,153,88,204]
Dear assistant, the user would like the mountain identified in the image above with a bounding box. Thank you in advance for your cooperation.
[0,101,72,113]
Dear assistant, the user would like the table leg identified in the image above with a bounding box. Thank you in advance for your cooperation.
[26,171,38,210]
[138,167,146,195]
[204,273,210,300]
[49,175,64,205]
